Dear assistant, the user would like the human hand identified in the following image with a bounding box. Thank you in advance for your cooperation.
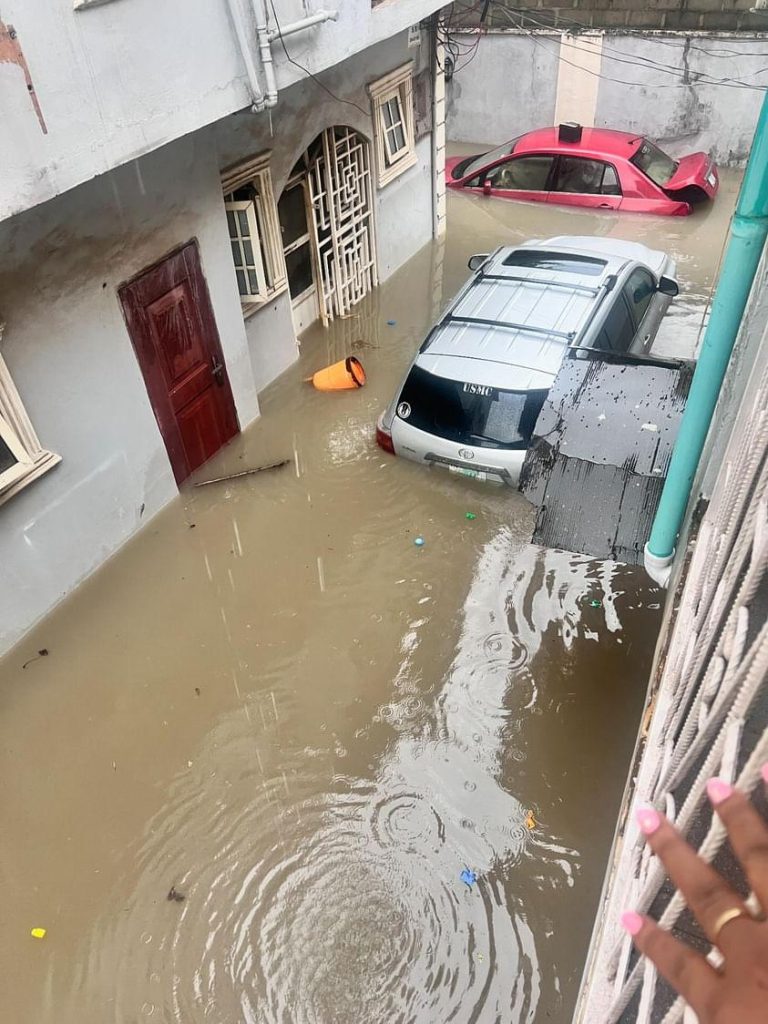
[621,770,768,1023]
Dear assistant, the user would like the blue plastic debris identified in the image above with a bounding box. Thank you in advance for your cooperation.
[460,868,477,889]
[386,319,396,326]
[414,536,425,547]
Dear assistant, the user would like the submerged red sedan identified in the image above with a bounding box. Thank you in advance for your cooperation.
[446,124,719,216]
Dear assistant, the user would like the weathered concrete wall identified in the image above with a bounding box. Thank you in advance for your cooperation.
[447,30,764,165]
[0,32,438,656]
[446,34,560,145]
[472,0,765,32]
[1,0,446,222]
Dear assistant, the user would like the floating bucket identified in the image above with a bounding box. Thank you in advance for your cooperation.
[309,356,366,392]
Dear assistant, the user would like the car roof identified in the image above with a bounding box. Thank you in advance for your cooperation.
[514,126,643,159]
[415,235,665,390]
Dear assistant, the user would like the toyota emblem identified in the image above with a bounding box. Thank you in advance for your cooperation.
[458,448,475,460]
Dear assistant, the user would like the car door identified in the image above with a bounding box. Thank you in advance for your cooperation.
[622,266,662,354]
[590,291,636,355]
[548,156,622,211]
[467,154,555,205]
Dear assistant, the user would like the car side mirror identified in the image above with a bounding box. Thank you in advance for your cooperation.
[482,181,492,196]
[468,254,489,272]
[658,276,679,296]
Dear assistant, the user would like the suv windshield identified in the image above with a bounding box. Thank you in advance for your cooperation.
[631,139,678,187]
[397,365,547,449]
[454,137,520,179]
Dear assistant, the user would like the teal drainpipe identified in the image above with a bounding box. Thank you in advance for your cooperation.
[644,90,768,586]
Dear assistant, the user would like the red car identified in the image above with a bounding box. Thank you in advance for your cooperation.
[446,124,719,216]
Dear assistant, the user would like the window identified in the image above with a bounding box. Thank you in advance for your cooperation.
[623,267,656,327]
[593,297,635,354]
[485,155,554,191]
[397,365,548,450]
[0,333,60,504]
[631,139,678,187]
[503,250,606,276]
[369,63,417,187]
[220,153,286,315]
[278,181,315,301]
[552,157,622,196]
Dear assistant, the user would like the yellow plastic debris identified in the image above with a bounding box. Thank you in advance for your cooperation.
[525,811,537,830]
[30,927,46,939]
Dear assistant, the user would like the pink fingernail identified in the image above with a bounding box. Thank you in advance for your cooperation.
[621,911,644,936]
[636,805,661,835]
[761,764,768,785]
[706,777,733,806]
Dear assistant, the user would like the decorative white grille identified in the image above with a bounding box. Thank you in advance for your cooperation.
[308,127,378,325]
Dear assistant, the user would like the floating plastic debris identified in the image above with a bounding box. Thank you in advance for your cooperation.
[460,868,477,888]
[30,927,46,939]
[414,537,425,547]
[465,512,477,520]
[525,810,537,830]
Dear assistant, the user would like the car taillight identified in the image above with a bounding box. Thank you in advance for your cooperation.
[376,424,395,454]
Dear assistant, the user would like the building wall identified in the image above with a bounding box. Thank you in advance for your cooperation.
[0,31,438,656]
[446,30,764,165]
[0,0,447,221]
[210,29,435,280]
[474,0,766,32]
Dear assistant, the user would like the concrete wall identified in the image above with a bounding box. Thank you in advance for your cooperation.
[1,0,446,221]
[473,0,766,32]
[447,30,764,165]
[0,31,437,655]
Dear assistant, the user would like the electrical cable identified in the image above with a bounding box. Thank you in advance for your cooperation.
[267,0,371,117]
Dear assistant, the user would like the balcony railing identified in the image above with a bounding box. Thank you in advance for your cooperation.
[574,293,768,1022]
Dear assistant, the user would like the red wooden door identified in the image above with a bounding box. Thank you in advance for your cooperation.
[119,241,239,485]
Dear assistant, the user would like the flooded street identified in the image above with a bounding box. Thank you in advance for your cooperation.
[0,179,739,1023]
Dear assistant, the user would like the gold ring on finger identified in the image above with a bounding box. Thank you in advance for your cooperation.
[712,906,753,944]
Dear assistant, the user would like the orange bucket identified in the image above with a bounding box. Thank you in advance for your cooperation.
[310,356,366,391]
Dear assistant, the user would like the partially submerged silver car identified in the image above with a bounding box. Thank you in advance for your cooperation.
[376,235,678,485]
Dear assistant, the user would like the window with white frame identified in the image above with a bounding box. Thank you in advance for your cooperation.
[369,63,418,187]
[0,328,60,505]
[221,153,287,314]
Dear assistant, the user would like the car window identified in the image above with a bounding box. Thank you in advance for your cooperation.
[553,157,621,196]
[486,156,554,191]
[631,140,679,186]
[602,164,621,195]
[396,365,548,449]
[593,295,635,354]
[623,268,656,327]
[457,137,523,178]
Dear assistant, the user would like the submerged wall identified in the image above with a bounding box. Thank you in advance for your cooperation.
[447,31,765,165]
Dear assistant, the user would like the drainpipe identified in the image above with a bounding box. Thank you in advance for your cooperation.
[267,10,338,42]
[251,0,278,110]
[225,0,267,112]
[644,89,768,587]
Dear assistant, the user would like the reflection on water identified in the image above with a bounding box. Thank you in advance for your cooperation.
[0,179,717,1022]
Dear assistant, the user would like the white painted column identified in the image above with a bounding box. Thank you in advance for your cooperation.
[432,17,447,239]
[554,32,603,128]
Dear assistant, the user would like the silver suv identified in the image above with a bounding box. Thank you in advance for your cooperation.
[376,235,678,485]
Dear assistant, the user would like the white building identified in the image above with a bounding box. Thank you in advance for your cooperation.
[0,0,449,655]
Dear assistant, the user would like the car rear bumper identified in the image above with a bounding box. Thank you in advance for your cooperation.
[390,420,526,487]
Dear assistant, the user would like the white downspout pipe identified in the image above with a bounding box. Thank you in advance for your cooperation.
[225,0,267,112]
[267,10,338,42]
[251,0,278,109]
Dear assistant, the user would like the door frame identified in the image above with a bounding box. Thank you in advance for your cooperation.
[118,238,239,485]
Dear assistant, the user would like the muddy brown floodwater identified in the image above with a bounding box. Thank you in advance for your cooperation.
[0,175,739,1023]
